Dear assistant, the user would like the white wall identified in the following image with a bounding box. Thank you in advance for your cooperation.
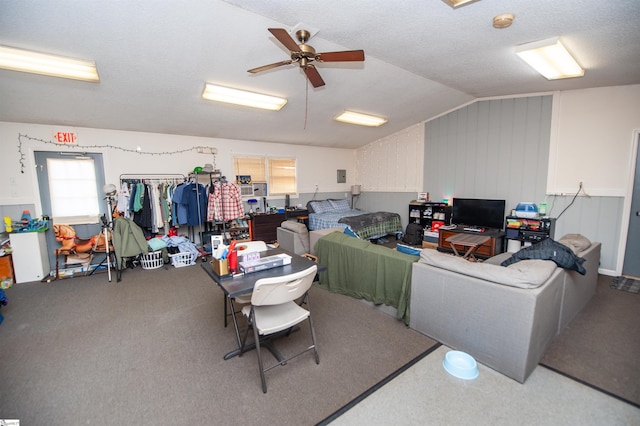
[0,121,356,214]
[355,123,424,193]
[548,84,640,196]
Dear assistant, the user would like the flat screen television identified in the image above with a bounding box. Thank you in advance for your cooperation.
[452,198,506,230]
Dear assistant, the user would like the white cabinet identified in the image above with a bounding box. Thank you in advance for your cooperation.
[9,232,50,283]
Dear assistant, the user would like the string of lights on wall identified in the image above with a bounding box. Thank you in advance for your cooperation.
[17,133,217,173]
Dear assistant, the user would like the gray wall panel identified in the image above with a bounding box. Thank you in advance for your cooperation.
[423,95,616,272]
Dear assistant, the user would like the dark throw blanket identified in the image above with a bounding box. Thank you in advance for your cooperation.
[501,237,587,275]
[338,211,401,231]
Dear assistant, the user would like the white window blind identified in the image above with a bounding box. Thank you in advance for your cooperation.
[234,156,266,182]
[47,157,101,225]
[233,156,297,195]
[268,158,296,195]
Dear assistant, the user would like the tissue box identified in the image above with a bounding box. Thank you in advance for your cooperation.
[211,258,229,276]
[239,254,292,274]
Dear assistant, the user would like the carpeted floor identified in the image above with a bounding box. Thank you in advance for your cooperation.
[0,263,436,425]
[541,274,640,406]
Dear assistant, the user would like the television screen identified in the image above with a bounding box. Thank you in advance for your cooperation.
[452,198,506,230]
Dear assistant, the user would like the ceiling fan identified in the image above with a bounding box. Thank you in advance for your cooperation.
[248,28,365,88]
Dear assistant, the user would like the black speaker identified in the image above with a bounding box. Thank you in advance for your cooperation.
[285,194,290,209]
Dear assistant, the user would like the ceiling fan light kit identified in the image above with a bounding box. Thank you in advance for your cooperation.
[516,37,584,80]
[201,83,287,111]
[335,111,387,127]
[248,28,365,88]
[0,44,99,82]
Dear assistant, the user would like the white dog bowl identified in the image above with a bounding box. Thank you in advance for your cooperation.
[443,350,479,380]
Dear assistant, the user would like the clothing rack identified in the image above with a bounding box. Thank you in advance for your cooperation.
[119,173,186,184]
[188,171,227,244]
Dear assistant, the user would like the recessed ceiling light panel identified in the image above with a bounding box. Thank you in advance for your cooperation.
[441,0,481,9]
[516,37,584,80]
[0,45,99,82]
[335,111,387,127]
[202,83,287,111]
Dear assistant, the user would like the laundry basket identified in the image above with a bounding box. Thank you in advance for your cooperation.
[168,251,197,268]
[140,250,164,270]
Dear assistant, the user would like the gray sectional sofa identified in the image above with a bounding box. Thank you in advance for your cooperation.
[409,236,601,383]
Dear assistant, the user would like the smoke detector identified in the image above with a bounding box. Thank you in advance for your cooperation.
[493,13,514,29]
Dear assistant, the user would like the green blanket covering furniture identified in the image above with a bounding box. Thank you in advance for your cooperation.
[315,231,418,325]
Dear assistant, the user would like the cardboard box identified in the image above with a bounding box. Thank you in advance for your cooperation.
[211,258,229,276]
[239,253,291,274]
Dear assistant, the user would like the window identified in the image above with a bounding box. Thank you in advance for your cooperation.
[233,156,297,195]
[47,157,101,224]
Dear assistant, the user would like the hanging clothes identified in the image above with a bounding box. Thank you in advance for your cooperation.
[207,180,244,222]
[116,182,131,219]
[133,183,153,231]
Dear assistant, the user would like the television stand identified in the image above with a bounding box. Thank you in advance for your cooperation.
[438,226,504,259]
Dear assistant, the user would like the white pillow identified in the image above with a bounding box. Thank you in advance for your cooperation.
[558,234,591,254]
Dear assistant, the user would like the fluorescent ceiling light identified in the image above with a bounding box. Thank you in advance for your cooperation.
[0,45,99,82]
[335,111,387,127]
[441,0,481,9]
[202,83,287,111]
[516,37,584,80]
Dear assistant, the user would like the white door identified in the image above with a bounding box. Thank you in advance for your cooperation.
[622,133,640,277]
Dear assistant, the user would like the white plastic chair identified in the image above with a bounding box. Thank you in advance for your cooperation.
[239,265,319,393]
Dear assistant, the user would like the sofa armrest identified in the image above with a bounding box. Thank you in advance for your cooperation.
[276,227,309,255]
[558,242,601,332]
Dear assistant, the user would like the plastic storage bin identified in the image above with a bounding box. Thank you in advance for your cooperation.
[140,250,164,270]
[169,252,197,268]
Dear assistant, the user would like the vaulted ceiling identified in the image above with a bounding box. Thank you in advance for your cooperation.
[1,0,639,149]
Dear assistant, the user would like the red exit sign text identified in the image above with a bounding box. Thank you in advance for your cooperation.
[53,131,78,144]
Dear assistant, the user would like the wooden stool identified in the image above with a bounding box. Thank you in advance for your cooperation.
[297,215,309,227]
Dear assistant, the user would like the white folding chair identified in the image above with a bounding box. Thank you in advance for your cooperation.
[224,241,268,346]
[239,265,319,393]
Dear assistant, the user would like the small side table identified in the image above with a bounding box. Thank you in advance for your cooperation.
[446,233,490,261]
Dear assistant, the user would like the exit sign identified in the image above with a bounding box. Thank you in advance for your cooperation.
[53,131,78,144]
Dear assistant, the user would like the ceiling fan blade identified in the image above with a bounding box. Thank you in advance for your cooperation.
[248,60,293,74]
[317,50,365,62]
[304,66,325,88]
[268,28,300,52]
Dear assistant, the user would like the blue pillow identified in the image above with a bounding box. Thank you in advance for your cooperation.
[343,227,359,238]
[329,198,351,212]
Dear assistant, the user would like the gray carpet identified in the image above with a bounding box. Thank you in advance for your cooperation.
[0,263,436,425]
[541,274,640,406]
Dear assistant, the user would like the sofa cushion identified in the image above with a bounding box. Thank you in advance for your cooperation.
[419,249,556,289]
[483,252,512,265]
[558,234,591,254]
[280,220,308,234]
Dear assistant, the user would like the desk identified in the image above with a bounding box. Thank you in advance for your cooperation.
[201,248,323,360]
[446,233,490,261]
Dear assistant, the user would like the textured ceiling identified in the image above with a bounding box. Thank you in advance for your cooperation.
[1,0,639,149]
